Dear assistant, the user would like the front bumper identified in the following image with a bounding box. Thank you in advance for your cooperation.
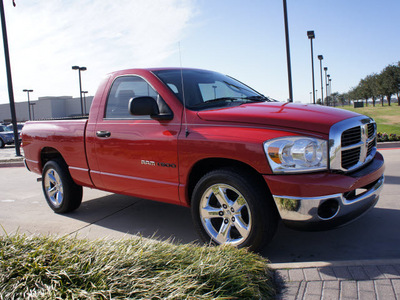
[264,152,385,230]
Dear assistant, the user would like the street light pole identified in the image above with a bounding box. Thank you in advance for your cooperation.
[30,103,36,120]
[82,91,88,115]
[327,74,331,105]
[0,0,21,156]
[324,67,328,105]
[23,89,33,120]
[72,65,87,116]
[307,31,316,104]
[283,0,293,102]
[318,55,324,106]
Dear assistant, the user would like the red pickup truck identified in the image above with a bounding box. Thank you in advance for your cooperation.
[22,68,385,251]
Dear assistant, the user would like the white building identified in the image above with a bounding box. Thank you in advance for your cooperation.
[0,96,93,123]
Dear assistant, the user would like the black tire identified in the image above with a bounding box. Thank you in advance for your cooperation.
[191,168,278,252]
[42,159,83,213]
[0,138,4,148]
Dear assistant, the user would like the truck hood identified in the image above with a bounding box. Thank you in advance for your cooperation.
[197,102,360,134]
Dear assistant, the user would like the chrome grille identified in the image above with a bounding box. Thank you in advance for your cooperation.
[341,127,361,147]
[367,138,376,156]
[329,116,377,173]
[342,148,361,169]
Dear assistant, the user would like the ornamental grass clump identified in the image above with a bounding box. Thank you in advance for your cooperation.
[0,234,275,299]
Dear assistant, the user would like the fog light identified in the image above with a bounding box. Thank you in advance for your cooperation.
[318,199,339,220]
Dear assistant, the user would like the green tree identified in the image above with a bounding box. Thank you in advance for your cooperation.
[348,86,361,106]
[331,92,339,106]
[337,93,347,106]
[380,64,399,106]
[344,62,400,107]
[375,73,386,106]
[395,62,400,105]
[358,78,372,106]
[368,73,380,107]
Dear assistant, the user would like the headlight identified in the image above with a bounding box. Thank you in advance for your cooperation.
[264,137,328,174]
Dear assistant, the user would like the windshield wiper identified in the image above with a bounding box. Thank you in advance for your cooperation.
[191,97,242,107]
[191,96,269,109]
[242,95,269,102]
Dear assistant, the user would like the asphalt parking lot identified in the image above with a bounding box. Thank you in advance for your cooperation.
[1,146,399,264]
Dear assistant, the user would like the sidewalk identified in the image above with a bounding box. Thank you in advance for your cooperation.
[0,146,24,167]
[271,260,400,299]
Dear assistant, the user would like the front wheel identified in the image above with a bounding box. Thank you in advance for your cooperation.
[191,169,278,252]
[42,160,83,213]
[0,138,4,148]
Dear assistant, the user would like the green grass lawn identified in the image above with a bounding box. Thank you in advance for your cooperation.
[0,234,276,299]
[338,104,400,135]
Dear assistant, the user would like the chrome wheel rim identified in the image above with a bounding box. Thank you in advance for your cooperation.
[199,184,252,246]
[44,168,64,208]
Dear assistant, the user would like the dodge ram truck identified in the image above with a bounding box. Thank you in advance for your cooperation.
[21,68,385,251]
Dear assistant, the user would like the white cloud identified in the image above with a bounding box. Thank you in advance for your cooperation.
[0,0,196,103]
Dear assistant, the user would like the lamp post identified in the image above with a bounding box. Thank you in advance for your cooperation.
[30,103,36,120]
[329,77,333,106]
[327,74,331,106]
[1,0,21,156]
[212,85,217,99]
[82,91,88,115]
[324,67,328,105]
[309,92,312,103]
[307,30,316,104]
[327,74,331,92]
[23,89,33,120]
[316,90,318,103]
[283,0,293,102]
[72,65,87,116]
[318,55,324,106]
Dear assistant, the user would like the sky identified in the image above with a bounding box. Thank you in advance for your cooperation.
[0,0,399,105]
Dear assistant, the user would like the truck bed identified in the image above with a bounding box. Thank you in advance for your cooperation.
[22,119,92,187]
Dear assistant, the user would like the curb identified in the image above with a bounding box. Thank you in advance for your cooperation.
[377,141,400,149]
[269,258,400,270]
[0,157,25,168]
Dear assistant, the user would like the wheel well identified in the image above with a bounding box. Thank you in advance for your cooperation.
[40,147,66,171]
[187,158,271,205]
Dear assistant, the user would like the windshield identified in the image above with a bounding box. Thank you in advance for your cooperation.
[153,69,269,110]
[0,125,7,132]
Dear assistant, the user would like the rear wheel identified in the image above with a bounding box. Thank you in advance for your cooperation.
[191,168,278,252]
[42,160,83,213]
[0,138,4,148]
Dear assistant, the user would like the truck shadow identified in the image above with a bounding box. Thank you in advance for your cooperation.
[263,207,400,263]
[64,192,199,245]
[64,192,400,263]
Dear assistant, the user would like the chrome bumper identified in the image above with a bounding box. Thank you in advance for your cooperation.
[273,175,384,230]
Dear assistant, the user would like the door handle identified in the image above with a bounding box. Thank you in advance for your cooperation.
[96,130,111,138]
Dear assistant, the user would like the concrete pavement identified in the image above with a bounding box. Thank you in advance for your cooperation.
[1,144,400,299]
[272,260,400,299]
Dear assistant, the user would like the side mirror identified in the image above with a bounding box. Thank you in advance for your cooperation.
[129,96,173,120]
[129,97,159,116]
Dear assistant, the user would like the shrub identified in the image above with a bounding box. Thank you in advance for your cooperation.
[0,234,275,299]
[377,132,400,142]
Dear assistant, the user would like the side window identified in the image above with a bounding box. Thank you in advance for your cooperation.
[105,76,159,119]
